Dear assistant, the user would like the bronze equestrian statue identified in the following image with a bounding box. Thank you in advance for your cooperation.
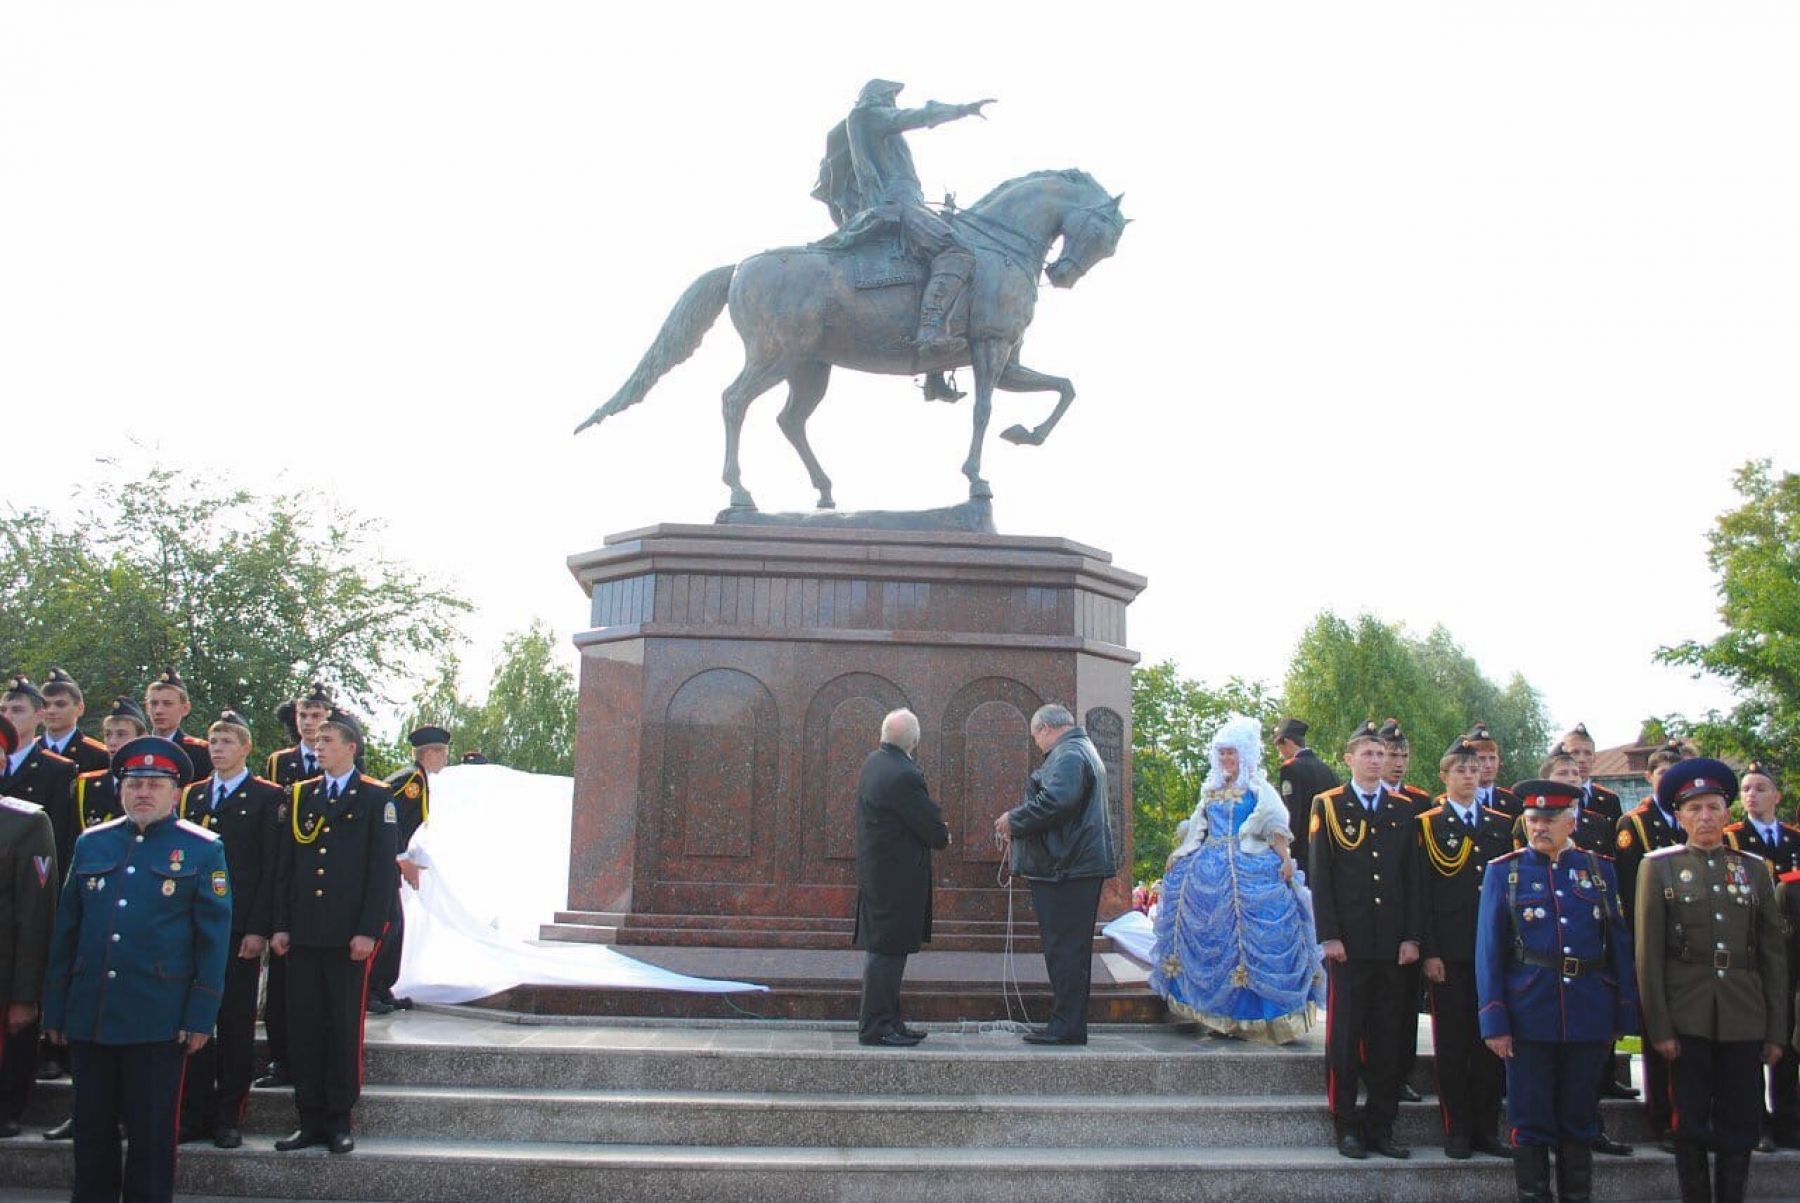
[575,81,1127,512]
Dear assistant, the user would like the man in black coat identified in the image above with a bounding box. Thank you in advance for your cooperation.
[852,708,950,1048]
[1273,716,1338,877]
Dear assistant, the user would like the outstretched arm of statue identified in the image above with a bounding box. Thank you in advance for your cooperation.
[893,99,996,133]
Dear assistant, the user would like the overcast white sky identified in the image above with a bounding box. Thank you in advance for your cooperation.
[3,2,1792,746]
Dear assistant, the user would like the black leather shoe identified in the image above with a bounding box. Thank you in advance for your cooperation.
[365,998,394,1016]
[1336,1130,1369,1159]
[1471,1134,1514,1159]
[42,1118,73,1141]
[253,1064,292,1089]
[1021,1030,1087,1046]
[1599,1078,1641,1099]
[895,1024,926,1040]
[391,996,414,1010]
[1397,1083,1423,1103]
[34,1060,66,1081]
[213,1127,242,1149]
[1445,1134,1472,1160]
[0,1120,20,1138]
[1590,1132,1634,1156]
[1367,1135,1411,1160]
[857,1032,922,1048]
[275,1129,329,1152]
[328,1131,355,1155]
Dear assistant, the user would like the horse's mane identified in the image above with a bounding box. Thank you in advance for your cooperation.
[966,168,1103,212]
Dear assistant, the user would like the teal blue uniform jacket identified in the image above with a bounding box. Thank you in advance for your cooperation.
[41,813,232,1043]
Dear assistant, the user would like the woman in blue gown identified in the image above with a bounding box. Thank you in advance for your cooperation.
[1150,715,1326,1043]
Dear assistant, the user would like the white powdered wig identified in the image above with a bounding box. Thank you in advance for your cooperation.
[1203,713,1271,797]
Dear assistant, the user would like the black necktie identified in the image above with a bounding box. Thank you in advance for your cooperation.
[327,780,340,802]
[305,755,318,776]
[214,783,227,811]
[1359,790,1376,812]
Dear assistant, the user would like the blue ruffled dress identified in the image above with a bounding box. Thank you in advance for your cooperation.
[1149,792,1326,1043]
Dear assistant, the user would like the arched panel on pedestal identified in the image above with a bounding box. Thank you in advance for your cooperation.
[1084,705,1129,876]
[940,677,1042,870]
[657,668,778,881]
[800,672,911,883]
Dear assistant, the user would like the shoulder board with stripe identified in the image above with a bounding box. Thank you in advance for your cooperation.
[1644,844,1684,861]
[358,774,387,787]
[175,818,220,841]
[0,796,45,814]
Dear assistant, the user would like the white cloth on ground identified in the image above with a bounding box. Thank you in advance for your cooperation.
[394,762,764,1003]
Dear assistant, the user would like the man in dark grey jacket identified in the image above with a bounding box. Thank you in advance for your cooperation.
[993,703,1115,1046]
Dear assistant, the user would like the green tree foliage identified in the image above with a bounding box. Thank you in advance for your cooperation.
[1131,660,1280,883]
[1282,612,1549,789]
[1658,460,1800,785]
[402,621,577,775]
[0,466,470,757]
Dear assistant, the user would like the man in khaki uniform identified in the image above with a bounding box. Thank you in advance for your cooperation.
[1636,758,1787,1203]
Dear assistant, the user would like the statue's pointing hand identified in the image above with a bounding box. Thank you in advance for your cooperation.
[962,99,997,119]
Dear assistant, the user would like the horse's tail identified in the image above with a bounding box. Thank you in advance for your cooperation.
[574,264,736,434]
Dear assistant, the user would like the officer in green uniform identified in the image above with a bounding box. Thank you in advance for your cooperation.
[368,724,448,1013]
[0,716,58,1139]
[1637,759,1787,1203]
[41,735,230,1203]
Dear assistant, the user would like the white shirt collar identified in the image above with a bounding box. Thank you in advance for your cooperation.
[324,768,355,794]
[7,739,39,775]
[213,769,249,799]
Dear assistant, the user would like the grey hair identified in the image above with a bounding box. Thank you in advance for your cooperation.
[881,708,921,752]
[1030,703,1075,732]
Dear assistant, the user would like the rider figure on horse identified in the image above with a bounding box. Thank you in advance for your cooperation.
[812,79,993,402]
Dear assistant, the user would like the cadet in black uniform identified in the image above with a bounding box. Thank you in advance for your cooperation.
[1378,718,1432,1103]
[1418,736,1515,1160]
[69,698,151,843]
[369,725,448,1013]
[255,681,335,1090]
[142,668,212,781]
[0,676,77,1088]
[1519,750,1617,856]
[178,710,282,1149]
[1310,721,1424,1160]
[271,709,396,1154]
[1563,723,1622,823]
[1466,722,1521,817]
[1273,717,1337,878]
[0,716,58,1140]
[38,670,109,775]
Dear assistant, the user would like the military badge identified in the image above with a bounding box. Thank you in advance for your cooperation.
[403,781,422,800]
[277,803,289,821]
[1616,829,1632,850]
[212,870,228,897]
[384,800,397,824]
[1679,869,1694,883]
[161,879,176,897]
[1281,779,1292,796]
[32,855,52,888]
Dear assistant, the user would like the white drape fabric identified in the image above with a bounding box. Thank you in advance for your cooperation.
[394,763,765,1002]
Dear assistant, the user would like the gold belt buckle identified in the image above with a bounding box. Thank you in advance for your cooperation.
[1561,956,1582,977]
[1713,950,1731,970]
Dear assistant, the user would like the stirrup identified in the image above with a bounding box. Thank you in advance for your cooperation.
[922,371,965,402]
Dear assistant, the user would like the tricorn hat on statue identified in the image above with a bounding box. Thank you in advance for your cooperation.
[857,79,904,105]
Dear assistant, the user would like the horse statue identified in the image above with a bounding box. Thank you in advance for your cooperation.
[574,168,1127,511]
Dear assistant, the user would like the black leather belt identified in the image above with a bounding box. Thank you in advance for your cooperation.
[1518,950,1603,976]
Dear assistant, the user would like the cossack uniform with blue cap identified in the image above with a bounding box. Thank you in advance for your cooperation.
[1475,778,1636,1198]
[39,735,230,1203]
[1635,758,1786,1201]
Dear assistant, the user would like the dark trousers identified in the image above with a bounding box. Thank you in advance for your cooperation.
[180,946,260,1133]
[286,944,373,1134]
[1027,875,1103,1039]
[263,952,289,1069]
[1506,1039,1610,1148]
[1768,1042,1800,1140]
[1669,1035,1764,1153]
[0,1016,40,1121]
[1325,958,1409,1139]
[369,892,404,1003]
[1398,959,1423,1092]
[1630,1002,1673,1135]
[68,1039,185,1203]
[858,951,909,1040]
[1427,960,1503,1139]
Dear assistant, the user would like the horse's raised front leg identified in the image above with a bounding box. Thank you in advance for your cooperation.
[960,338,1015,500]
[774,361,836,509]
[720,356,787,510]
[995,356,1076,447]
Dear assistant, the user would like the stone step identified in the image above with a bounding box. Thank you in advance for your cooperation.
[472,978,1160,1021]
[548,921,1116,955]
[21,1081,1662,1148]
[3,1137,1786,1202]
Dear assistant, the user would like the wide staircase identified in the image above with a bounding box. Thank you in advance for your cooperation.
[4,1010,1784,1201]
